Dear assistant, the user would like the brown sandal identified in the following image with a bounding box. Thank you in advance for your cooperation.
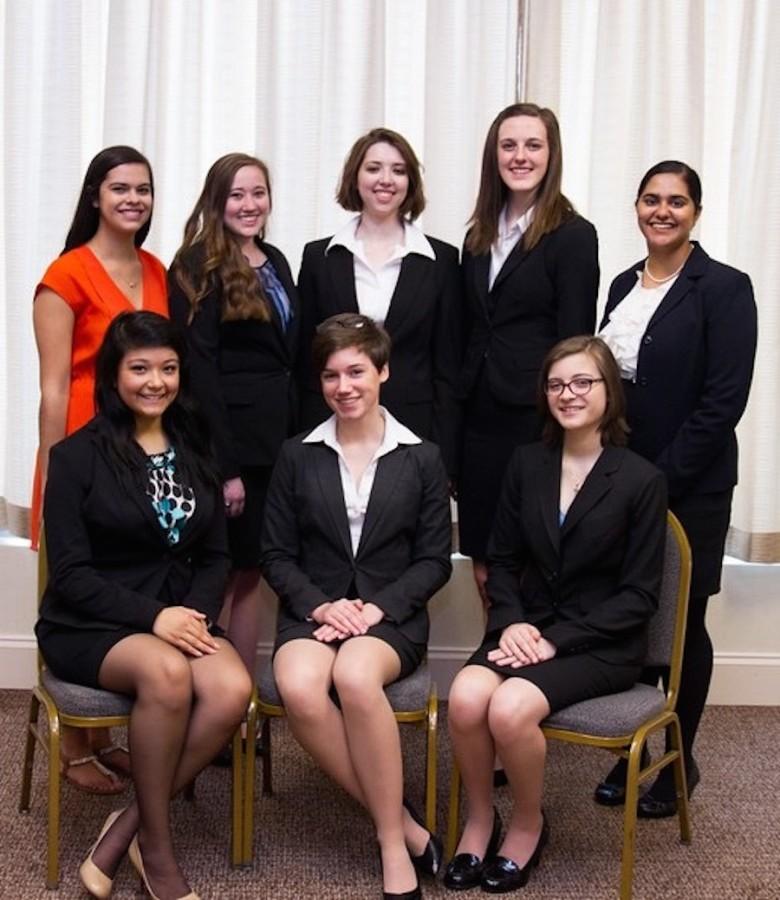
[61,754,126,795]
[96,743,131,778]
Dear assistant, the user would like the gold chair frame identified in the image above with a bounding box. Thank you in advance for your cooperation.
[446,511,693,900]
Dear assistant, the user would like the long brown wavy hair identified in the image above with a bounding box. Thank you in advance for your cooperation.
[465,103,575,256]
[171,153,272,322]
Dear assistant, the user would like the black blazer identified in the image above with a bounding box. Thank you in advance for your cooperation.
[485,443,667,667]
[601,243,757,500]
[296,235,462,473]
[169,241,300,479]
[38,418,230,633]
[460,215,599,408]
[261,434,452,647]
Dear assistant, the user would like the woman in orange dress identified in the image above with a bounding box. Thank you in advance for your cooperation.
[32,145,167,794]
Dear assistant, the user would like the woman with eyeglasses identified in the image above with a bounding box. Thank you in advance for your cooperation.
[596,161,757,818]
[445,336,666,893]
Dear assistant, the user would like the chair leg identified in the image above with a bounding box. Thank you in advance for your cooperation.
[19,693,40,812]
[446,761,462,861]
[668,716,692,843]
[424,685,438,834]
[230,725,243,866]
[619,741,645,900]
[241,702,259,865]
[46,714,62,889]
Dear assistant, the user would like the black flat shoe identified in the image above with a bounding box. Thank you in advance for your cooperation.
[480,813,548,894]
[594,747,650,807]
[403,799,442,877]
[637,759,700,819]
[443,809,502,891]
[383,875,421,899]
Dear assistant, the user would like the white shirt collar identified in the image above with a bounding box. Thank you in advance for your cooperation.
[497,203,535,242]
[303,406,422,456]
[326,216,435,262]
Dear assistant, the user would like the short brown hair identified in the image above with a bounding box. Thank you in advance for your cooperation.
[336,128,425,221]
[538,335,629,447]
[312,313,392,375]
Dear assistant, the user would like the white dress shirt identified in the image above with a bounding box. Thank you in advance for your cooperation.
[599,270,679,381]
[326,216,436,324]
[302,407,422,555]
[489,204,535,291]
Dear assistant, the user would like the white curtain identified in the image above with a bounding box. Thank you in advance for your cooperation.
[0,0,519,536]
[523,0,780,562]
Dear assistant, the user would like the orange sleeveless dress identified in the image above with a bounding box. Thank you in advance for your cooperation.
[30,245,168,548]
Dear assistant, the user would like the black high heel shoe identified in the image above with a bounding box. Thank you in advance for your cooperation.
[383,880,421,900]
[402,799,442,877]
[637,759,700,818]
[480,811,549,894]
[594,747,651,806]
[442,808,502,891]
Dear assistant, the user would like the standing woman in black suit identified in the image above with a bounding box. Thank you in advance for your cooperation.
[597,160,757,817]
[169,153,298,677]
[458,104,599,601]
[296,127,462,476]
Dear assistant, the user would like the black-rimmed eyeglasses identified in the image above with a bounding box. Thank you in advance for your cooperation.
[544,377,605,396]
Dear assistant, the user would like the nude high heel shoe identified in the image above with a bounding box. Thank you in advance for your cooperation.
[78,808,125,898]
[128,836,200,900]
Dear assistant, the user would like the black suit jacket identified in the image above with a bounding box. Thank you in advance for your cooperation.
[460,215,599,408]
[485,443,666,667]
[38,418,230,633]
[601,243,757,500]
[169,241,300,479]
[296,236,462,473]
[261,434,452,647]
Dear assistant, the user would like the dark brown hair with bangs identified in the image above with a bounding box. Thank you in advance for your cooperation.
[312,313,392,375]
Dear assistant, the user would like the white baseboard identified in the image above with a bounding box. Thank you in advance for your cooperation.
[4,636,777,705]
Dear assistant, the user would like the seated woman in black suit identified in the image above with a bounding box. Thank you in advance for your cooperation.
[444,336,666,893]
[36,312,252,900]
[262,313,452,900]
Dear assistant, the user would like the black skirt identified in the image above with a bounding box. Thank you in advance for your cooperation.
[670,489,733,598]
[227,464,273,570]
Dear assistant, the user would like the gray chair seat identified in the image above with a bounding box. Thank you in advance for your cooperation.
[543,684,667,736]
[41,669,133,718]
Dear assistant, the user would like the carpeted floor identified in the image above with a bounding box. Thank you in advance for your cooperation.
[2,689,778,899]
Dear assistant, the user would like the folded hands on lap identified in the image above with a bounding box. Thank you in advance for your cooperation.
[311,598,385,642]
[487,622,557,668]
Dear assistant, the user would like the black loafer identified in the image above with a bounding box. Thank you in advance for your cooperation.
[403,799,442,877]
[637,760,700,819]
[480,813,548,894]
[383,881,421,900]
[443,809,502,891]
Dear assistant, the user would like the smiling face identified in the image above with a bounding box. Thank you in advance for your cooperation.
[116,346,180,424]
[636,172,701,254]
[546,351,607,436]
[320,346,389,422]
[496,115,550,201]
[222,165,270,244]
[356,141,409,221]
[95,163,153,236]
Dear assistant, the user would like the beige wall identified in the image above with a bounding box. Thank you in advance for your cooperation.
[2,542,778,704]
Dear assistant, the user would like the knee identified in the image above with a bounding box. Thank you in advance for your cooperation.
[331,662,385,712]
[203,666,253,725]
[448,678,490,733]
[276,669,330,723]
[487,695,539,746]
[139,650,193,712]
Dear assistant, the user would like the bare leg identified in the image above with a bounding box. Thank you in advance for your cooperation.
[471,559,489,611]
[88,636,251,900]
[448,665,504,856]
[222,568,262,677]
[488,678,550,865]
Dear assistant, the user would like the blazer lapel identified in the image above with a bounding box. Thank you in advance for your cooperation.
[326,247,360,313]
[356,450,407,557]
[383,254,427,333]
[560,446,620,538]
[314,448,354,559]
[473,253,491,317]
[537,446,561,558]
[646,242,708,330]
[490,239,531,296]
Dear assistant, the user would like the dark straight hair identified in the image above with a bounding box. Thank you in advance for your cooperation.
[94,311,219,489]
[63,146,154,252]
[636,160,702,210]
